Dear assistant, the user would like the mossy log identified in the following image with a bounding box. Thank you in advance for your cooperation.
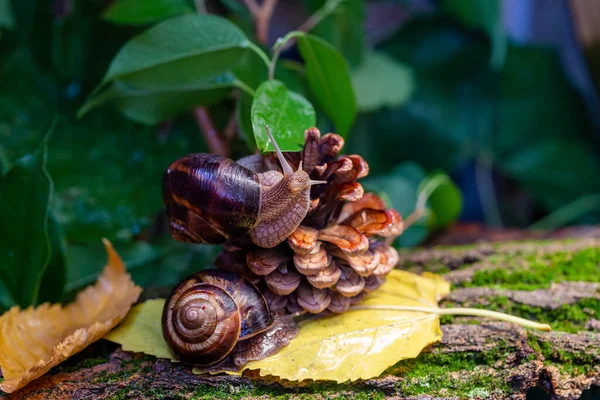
[3,234,600,400]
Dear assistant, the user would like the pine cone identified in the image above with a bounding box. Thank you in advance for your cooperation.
[215,128,403,315]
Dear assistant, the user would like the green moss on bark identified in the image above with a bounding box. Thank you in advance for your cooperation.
[386,343,514,397]
[463,247,600,290]
[189,384,386,400]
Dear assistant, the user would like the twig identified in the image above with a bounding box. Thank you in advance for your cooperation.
[257,0,279,45]
[402,207,425,231]
[279,0,344,52]
[244,0,279,45]
[297,0,343,34]
[243,0,260,15]
[192,107,230,157]
[223,110,239,144]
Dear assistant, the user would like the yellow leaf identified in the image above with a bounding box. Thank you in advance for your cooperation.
[241,269,450,382]
[0,239,142,393]
[105,269,450,382]
[104,299,174,360]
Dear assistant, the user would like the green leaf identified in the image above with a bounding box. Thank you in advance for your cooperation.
[418,171,463,229]
[0,0,15,29]
[37,212,67,304]
[495,45,600,210]
[46,113,208,243]
[98,14,249,89]
[276,60,307,96]
[303,0,365,66]
[102,0,193,26]
[351,52,415,112]
[233,50,269,150]
[297,34,357,136]
[219,0,251,17]
[0,135,53,308]
[238,92,255,150]
[63,239,218,298]
[79,76,233,124]
[498,138,600,211]
[251,80,316,152]
[443,0,506,68]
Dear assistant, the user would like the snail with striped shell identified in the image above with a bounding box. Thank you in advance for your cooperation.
[162,126,326,249]
[162,269,275,365]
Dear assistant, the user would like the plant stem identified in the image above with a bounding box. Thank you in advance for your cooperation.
[247,42,270,68]
[349,305,552,331]
[402,207,425,231]
[233,79,256,97]
[268,31,305,80]
[192,107,230,157]
[267,0,345,76]
[402,174,454,231]
[223,110,238,143]
[290,0,344,48]
[475,156,503,227]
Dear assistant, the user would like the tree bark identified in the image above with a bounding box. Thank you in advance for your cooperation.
[4,229,600,400]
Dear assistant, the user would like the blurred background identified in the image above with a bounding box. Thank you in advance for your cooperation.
[2,0,600,307]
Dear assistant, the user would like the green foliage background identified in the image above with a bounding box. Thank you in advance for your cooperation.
[1,0,598,312]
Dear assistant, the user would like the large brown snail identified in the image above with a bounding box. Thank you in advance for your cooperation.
[162,269,274,366]
[162,126,326,248]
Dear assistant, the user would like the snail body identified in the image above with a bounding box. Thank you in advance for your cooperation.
[162,269,274,365]
[162,127,325,248]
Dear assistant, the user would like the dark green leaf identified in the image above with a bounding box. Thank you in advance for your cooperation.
[351,52,415,112]
[0,144,9,176]
[297,34,357,136]
[498,138,600,211]
[0,0,15,29]
[419,171,463,229]
[237,92,255,150]
[98,14,249,89]
[233,50,268,90]
[37,212,67,304]
[102,0,193,26]
[79,76,233,124]
[303,0,365,66]
[443,0,506,68]
[2,53,209,244]
[347,17,492,174]
[47,113,208,243]
[276,60,307,97]
[495,45,600,210]
[219,0,251,18]
[251,80,316,152]
[0,135,53,308]
[63,239,218,297]
[233,50,269,150]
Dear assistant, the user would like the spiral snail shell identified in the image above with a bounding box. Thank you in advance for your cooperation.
[162,269,274,365]
[162,126,326,248]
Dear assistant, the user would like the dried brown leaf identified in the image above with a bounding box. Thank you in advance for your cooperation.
[0,239,141,393]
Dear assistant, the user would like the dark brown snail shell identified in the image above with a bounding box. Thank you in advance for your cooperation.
[162,269,274,365]
[162,154,261,244]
